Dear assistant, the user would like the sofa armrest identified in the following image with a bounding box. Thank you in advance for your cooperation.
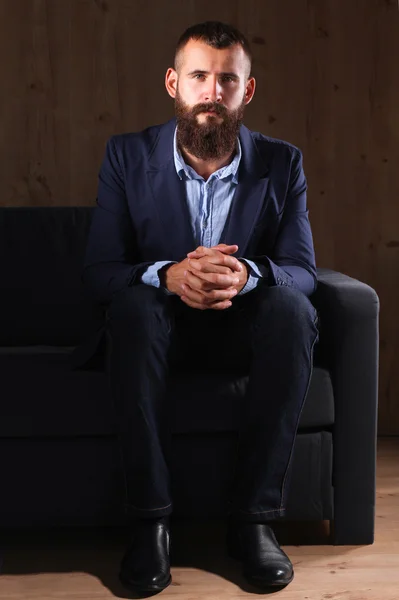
[311,268,380,544]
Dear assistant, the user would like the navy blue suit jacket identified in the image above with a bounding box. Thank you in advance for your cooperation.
[73,118,317,369]
[83,117,317,305]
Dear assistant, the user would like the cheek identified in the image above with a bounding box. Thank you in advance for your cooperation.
[178,84,197,104]
[230,87,246,105]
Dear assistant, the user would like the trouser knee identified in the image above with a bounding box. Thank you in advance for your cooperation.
[252,285,318,336]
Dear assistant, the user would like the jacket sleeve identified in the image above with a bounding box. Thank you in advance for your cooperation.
[246,148,318,297]
[82,136,155,305]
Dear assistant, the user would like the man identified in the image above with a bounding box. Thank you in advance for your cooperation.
[82,21,319,594]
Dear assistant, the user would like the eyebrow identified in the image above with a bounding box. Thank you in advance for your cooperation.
[187,69,240,79]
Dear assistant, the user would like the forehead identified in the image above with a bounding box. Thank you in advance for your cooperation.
[178,39,248,74]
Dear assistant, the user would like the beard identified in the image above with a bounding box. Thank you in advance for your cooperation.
[175,89,245,161]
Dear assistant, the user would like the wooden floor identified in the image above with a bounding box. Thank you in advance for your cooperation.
[0,438,398,600]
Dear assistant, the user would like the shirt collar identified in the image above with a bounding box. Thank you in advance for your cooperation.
[173,126,241,184]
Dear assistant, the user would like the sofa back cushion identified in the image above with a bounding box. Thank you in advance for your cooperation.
[0,207,103,345]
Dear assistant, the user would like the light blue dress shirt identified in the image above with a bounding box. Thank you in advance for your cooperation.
[141,127,263,295]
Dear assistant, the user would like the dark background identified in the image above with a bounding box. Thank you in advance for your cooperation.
[1,0,398,434]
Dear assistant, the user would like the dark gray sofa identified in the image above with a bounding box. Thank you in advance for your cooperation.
[0,207,379,544]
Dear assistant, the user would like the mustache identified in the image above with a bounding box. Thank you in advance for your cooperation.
[190,103,227,117]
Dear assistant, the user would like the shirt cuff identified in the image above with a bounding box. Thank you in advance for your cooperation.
[237,258,263,295]
[141,261,178,295]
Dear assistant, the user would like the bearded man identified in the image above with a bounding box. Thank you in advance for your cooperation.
[81,20,319,595]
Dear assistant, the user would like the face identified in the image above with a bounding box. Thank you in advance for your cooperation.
[165,39,256,160]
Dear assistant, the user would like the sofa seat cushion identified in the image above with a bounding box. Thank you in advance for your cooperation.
[0,347,334,437]
[0,346,115,437]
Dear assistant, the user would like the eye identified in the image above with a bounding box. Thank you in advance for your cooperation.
[193,73,205,80]
[221,76,235,83]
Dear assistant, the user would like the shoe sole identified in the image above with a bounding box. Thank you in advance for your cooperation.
[119,572,172,594]
[244,571,294,588]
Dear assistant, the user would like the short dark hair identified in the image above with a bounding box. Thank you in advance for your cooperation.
[174,21,252,77]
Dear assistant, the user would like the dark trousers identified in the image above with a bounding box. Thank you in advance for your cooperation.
[106,282,319,523]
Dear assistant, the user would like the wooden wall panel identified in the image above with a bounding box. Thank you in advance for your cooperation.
[0,0,398,433]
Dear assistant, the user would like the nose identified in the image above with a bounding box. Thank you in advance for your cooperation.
[204,77,222,103]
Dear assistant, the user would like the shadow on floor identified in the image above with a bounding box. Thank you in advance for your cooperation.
[0,519,335,598]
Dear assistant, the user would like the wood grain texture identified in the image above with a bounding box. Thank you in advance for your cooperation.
[0,438,398,599]
[0,0,398,432]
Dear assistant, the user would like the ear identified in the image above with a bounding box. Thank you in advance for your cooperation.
[244,77,256,105]
[165,68,178,99]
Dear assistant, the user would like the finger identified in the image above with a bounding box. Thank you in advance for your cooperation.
[211,243,239,252]
[180,295,207,310]
[187,246,238,259]
[181,282,227,306]
[181,295,232,311]
[184,269,214,292]
[182,280,237,305]
[189,253,243,273]
[187,244,238,258]
[188,258,232,276]
[184,270,238,298]
[186,246,212,258]
[180,282,207,305]
[185,267,239,291]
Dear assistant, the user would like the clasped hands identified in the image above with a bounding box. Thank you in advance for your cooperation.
[164,243,249,310]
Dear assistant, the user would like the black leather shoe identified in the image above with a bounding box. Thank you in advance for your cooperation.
[119,517,172,594]
[227,522,294,588]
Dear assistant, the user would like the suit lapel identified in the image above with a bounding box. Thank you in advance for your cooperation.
[146,119,196,260]
[219,125,270,256]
